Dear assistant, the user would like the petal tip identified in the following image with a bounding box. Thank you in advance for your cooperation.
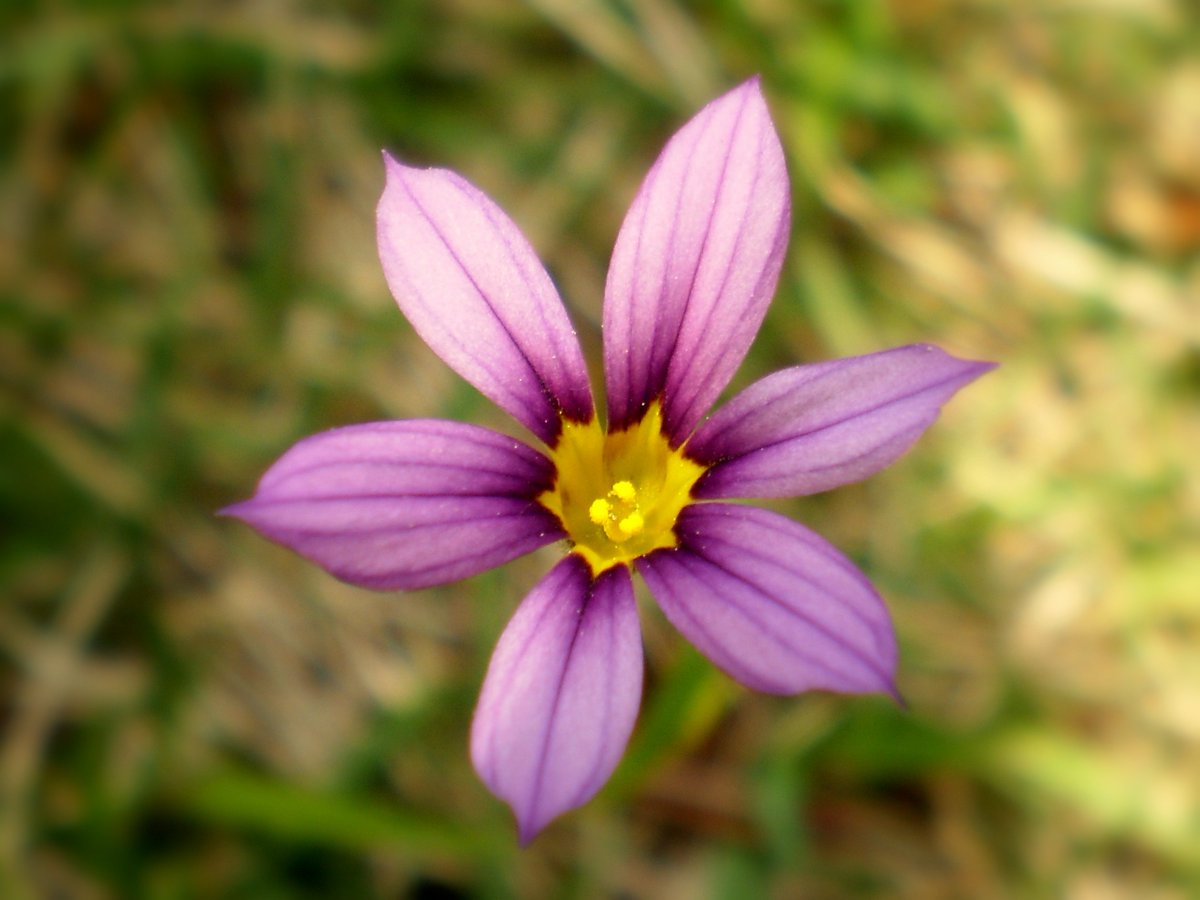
[380,149,403,179]
[730,73,765,96]
[216,499,251,520]
[911,344,999,389]
[713,75,773,123]
[937,344,998,373]
[840,660,901,703]
[380,152,424,195]
[380,152,443,195]
[862,657,903,706]
[516,812,549,847]
[952,356,999,391]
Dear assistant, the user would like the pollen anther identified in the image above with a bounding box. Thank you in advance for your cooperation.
[612,480,637,502]
[588,498,611,525]
[617,512,644,536]
[538,402,707,575]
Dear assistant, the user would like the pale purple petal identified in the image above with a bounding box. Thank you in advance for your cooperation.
[471,556,642,844]
[377,155,593,444]
[222,420,564,590]
[603,77,790,442]
[637,504,897,697]
[689,345,996,499]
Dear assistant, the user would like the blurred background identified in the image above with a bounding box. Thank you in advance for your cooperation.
[3,0,1198,897]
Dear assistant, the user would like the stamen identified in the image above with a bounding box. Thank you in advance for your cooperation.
[617,512,644,536]
[611,480,637,502]
[535,402,707,575]
[588,498,611,525]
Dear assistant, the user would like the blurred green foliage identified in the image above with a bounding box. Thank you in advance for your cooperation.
[2,0,1198,897]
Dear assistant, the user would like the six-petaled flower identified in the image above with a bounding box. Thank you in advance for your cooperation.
[225,78,994,843]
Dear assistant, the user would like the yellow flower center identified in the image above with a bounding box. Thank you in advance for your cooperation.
[539,402,707,575]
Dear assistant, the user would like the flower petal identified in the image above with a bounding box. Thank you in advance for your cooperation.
[637,504,897,697]
[471,556,642,844]
[377,155,594,444]
[222,420,564,590]
[603,77,790,441]
[689,345,996,499]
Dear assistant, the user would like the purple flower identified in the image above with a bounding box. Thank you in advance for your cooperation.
[225,78,993,842]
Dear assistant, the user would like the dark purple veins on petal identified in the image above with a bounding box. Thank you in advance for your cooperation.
[689,344,996,499]
[470,556,642,844]
[377,157,593,444]
[637,503,899,698]
[222,419,564,591]
[602,78,791,442]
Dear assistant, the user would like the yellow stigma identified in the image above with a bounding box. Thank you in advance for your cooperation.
[538,402,707,575]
